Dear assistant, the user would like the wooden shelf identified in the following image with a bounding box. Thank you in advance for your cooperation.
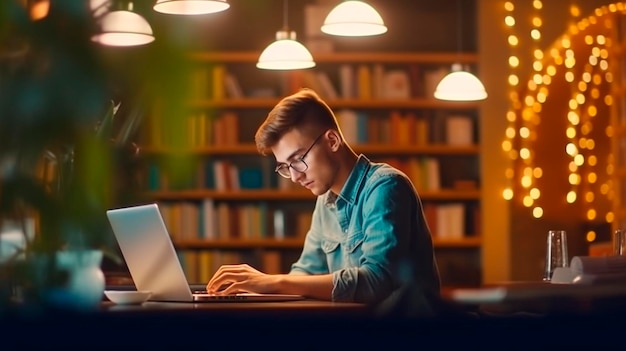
[187,51,478,64]
[148,189,480,201]
[173,236,482,250]
[188,98,479,110]
[140,143,479,156]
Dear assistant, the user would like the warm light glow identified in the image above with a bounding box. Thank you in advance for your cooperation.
[607,212,615,223]
[521,176,532,188]
[523,196,534,207]
[29,0,50,20]
[574,154,584,166]
[587,209,597,220]
[506,168,515,179]
[566,143,578,156]
[519,127,530,138]
[257,30,316,70]
[434,64,487,101]
[153,0,230,15]
[503,188,514,200]
[569,173,581,185]
[530,188,540,199]
[91,10,155,47]
[588,172,597,183]
[502,140,512,151]
[321,1,387,36]
[567,191,577,203]
[520,148,530,159]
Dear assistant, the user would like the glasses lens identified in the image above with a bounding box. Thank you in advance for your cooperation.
[291,160,308,173]
[276,167,290,178]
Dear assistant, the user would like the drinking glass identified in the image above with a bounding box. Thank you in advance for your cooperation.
[614,229,626,256]
[543,230,568,281]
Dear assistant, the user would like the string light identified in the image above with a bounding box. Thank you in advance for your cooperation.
[503,1,619,226]
[502,1,519,203]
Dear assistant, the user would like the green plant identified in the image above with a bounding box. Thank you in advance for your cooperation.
[0,0,142,307]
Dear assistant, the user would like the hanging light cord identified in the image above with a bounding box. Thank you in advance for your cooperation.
[456,0,463,58]
[282,0,289,31]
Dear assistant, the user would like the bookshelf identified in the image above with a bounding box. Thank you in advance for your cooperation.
[139,51,482,287]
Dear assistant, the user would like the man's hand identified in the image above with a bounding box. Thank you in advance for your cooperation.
[206,264,282,295]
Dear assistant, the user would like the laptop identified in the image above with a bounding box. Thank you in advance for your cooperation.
[105,203,304,302]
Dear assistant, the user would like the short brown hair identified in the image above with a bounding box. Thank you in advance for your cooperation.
[254,88,341,156]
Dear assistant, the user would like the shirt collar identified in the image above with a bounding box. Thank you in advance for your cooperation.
[324,154,371,207]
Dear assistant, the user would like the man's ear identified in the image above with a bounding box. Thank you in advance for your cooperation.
[326,129,342,151]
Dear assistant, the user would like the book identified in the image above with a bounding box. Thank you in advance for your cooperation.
[357,64,372,100]
[423,67,449,99]
[274,209,285,239]
[382,69,410,99]
[262,250,283,274]
[339,64,355,98]
[212,64,226,100]
[201,198,217,239]
[435,203,465,239]
[446,115,474,146]
[224,72,244,98]
[337,109,358,144]
[315,71,339,99]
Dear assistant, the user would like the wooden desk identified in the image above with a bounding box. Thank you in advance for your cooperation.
[101,299,369,317]
[445,280,626,315]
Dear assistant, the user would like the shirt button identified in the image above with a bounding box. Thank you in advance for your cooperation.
[344,229,348,233]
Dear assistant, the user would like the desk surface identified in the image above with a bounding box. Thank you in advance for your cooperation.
[101,299,369,317]
[445,280,626,315]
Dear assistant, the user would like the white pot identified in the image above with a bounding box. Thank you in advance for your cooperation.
[49,249,105,310]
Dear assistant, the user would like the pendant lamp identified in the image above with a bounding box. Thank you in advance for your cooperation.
[434,0,486,101]
[321,1,387,37]
[257,0,315,70]
[91,2,154,47]
[434,63,487,101]
[153,0,230,15]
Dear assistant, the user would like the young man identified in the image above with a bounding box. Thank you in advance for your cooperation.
[206,88,441,305]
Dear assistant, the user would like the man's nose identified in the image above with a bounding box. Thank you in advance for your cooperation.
[290,168,303,182]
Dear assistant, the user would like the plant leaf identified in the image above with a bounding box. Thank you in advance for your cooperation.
[96,100,120,140]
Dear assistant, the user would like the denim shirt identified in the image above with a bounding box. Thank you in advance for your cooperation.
[289,154,441,304]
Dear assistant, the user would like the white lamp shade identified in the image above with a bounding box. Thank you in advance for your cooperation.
[434,65,487,101]
[92,10,155,47]
[321,1,387,36]
[153,0,230,15]
[257,31,316,70]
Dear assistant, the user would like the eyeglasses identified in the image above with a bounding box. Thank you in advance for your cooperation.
[275,133,324,178]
